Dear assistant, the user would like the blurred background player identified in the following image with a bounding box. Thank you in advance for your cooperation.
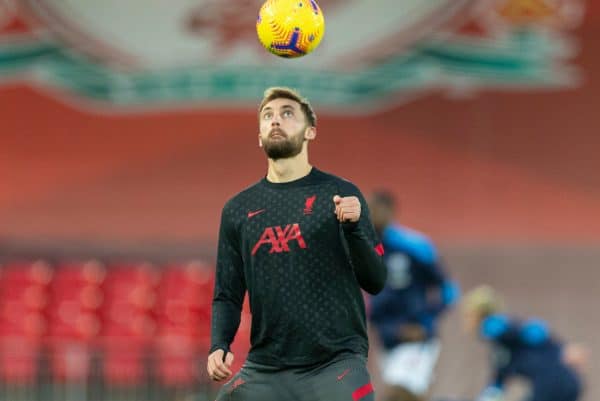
[367,190,460,401]
[462,285,588,401]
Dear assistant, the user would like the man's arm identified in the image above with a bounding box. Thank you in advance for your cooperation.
[426,276,461,317]
[334,184,387,295]
[481,315,550,347]
[392,230,459,317]
[208,202,246,381]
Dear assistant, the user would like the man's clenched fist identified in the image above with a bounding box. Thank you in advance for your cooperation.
[333,195,361,223]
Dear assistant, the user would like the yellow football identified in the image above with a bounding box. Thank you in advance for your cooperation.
[256,0,325,58]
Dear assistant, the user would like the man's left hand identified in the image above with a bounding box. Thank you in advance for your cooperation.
[333,195,361,223]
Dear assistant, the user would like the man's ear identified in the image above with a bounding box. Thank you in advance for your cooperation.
[305,126,317,141]
[258,134,263,147]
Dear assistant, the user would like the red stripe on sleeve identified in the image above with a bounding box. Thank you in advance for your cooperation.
[352,382,374,401]
[374,243,384,256]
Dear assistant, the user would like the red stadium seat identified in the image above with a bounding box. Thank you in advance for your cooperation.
[0,261,52,386]
[0,260,54,287]
[100,262,158,342]
[49,343,91,382]
[155,334,199,387]
[46,261,104,345]
[152,262,215,387]
[102,341,146,386]
[0,338,40,385]
[45,261,104,383]
[99,263,159,388]
[155,261,213,340]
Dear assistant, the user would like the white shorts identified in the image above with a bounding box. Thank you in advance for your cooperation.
[379,340,441,395]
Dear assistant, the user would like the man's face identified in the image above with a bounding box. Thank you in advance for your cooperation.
[368,200,393,234]
[461,306,481,337]
[258,98,313,160]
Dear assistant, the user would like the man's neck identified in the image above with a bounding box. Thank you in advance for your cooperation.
[266,155,312,183]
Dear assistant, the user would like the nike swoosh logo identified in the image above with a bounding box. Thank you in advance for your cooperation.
[247,209,266,218]
[337,368,350,381]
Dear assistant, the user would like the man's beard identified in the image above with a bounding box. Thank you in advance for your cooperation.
[262,128,305,160]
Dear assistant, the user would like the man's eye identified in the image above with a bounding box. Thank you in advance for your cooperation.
[263,113,272,120]
[283,111,293,117]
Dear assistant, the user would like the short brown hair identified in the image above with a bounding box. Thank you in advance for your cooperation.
[463,285,504,319]
[258,86,317,127]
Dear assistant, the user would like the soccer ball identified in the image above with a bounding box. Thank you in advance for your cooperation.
[256,0,325,58]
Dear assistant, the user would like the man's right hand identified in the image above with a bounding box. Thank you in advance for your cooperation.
[207,349,235,381]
